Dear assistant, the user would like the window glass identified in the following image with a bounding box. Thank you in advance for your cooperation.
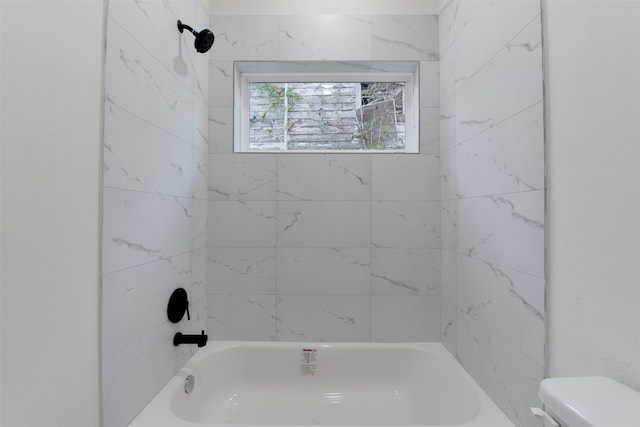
[234,62,419,153]
[248,82,406,151]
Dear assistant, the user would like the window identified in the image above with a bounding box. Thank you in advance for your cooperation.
[234,62,419,153]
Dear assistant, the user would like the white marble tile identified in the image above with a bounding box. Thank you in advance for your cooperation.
[439,0,455,57]
[195,68,209,108]
[420,61,440,108]
[102,254,191,360]
[209,16,278,60]
[104,104,193,197]
[194,97,209,152]
[208,154,277,200]
[453,0,484,38]
[455,18,543,143]
[105,17,194,143]
[455,0,540,90]
[207,248,277,294]
[190,247,208,302]
[207,294,277,340]
[371,296,441,342]
[420,107,440,154]
[192,144,208,201]
[103,323,181,427]
[371,248,440,295]
[277,201,371,247]
[278,16,372,61]
[440,297,457,356]
[208,107,233,153]
[456,191,544,277]
[372,201,440,248]
[108,0,195,91]
[103,188,193,273]
[192,198,208,250]
[277,154,371,201]
[441,199,457,252]
[208,201,276,247]
[103,2,208,426]
[372,15,438,61]
[457,254,544,364]
[440,97,456,153]
[440,4,545,422]
[440,249,457,303]
[276,296,370,342]
[194,1,209,33]
[457,313,543,427]
[372,154,439,201]
[440,48,456,104]
[456,102,544,198]
[192,13,210,104]
[209,60,233,108]
[277,248,371,295]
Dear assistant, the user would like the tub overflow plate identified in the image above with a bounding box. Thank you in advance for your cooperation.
[184,374,195,394]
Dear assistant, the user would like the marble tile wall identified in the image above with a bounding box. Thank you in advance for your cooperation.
[101,1,209,426]
[207,15,440,342]
[438,1,545,426]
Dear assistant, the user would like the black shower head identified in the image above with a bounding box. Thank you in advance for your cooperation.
[177,20,214,53]
[194,28,214,53]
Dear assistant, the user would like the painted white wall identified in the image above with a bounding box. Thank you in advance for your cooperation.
[209,0,439,15]
[544,0,640,390]
[0,1,104,425]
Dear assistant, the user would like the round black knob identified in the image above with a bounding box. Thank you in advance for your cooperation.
[167,288,189,323]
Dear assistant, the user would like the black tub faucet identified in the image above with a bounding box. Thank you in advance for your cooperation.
[174,330,207,347]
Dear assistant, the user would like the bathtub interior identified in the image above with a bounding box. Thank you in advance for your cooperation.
[170,343,482,426]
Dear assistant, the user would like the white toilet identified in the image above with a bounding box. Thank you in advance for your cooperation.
[533,376,640,427]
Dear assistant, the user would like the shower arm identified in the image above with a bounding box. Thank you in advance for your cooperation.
[177,20,197,36]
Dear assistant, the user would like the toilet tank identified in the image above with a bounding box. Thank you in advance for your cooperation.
[538,376,640,427]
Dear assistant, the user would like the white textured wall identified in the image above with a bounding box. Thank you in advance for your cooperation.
[101,1,209,426]
[0,1,104,425]
[439,1,545,426]
[544,0,640,390]
[208,15,441,342]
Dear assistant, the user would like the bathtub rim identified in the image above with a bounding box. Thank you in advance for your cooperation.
[128,341,515,427]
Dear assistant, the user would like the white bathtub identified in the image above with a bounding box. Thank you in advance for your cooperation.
[129,342,514,427]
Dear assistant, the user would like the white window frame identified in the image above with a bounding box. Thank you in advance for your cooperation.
[234,61,420,153]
